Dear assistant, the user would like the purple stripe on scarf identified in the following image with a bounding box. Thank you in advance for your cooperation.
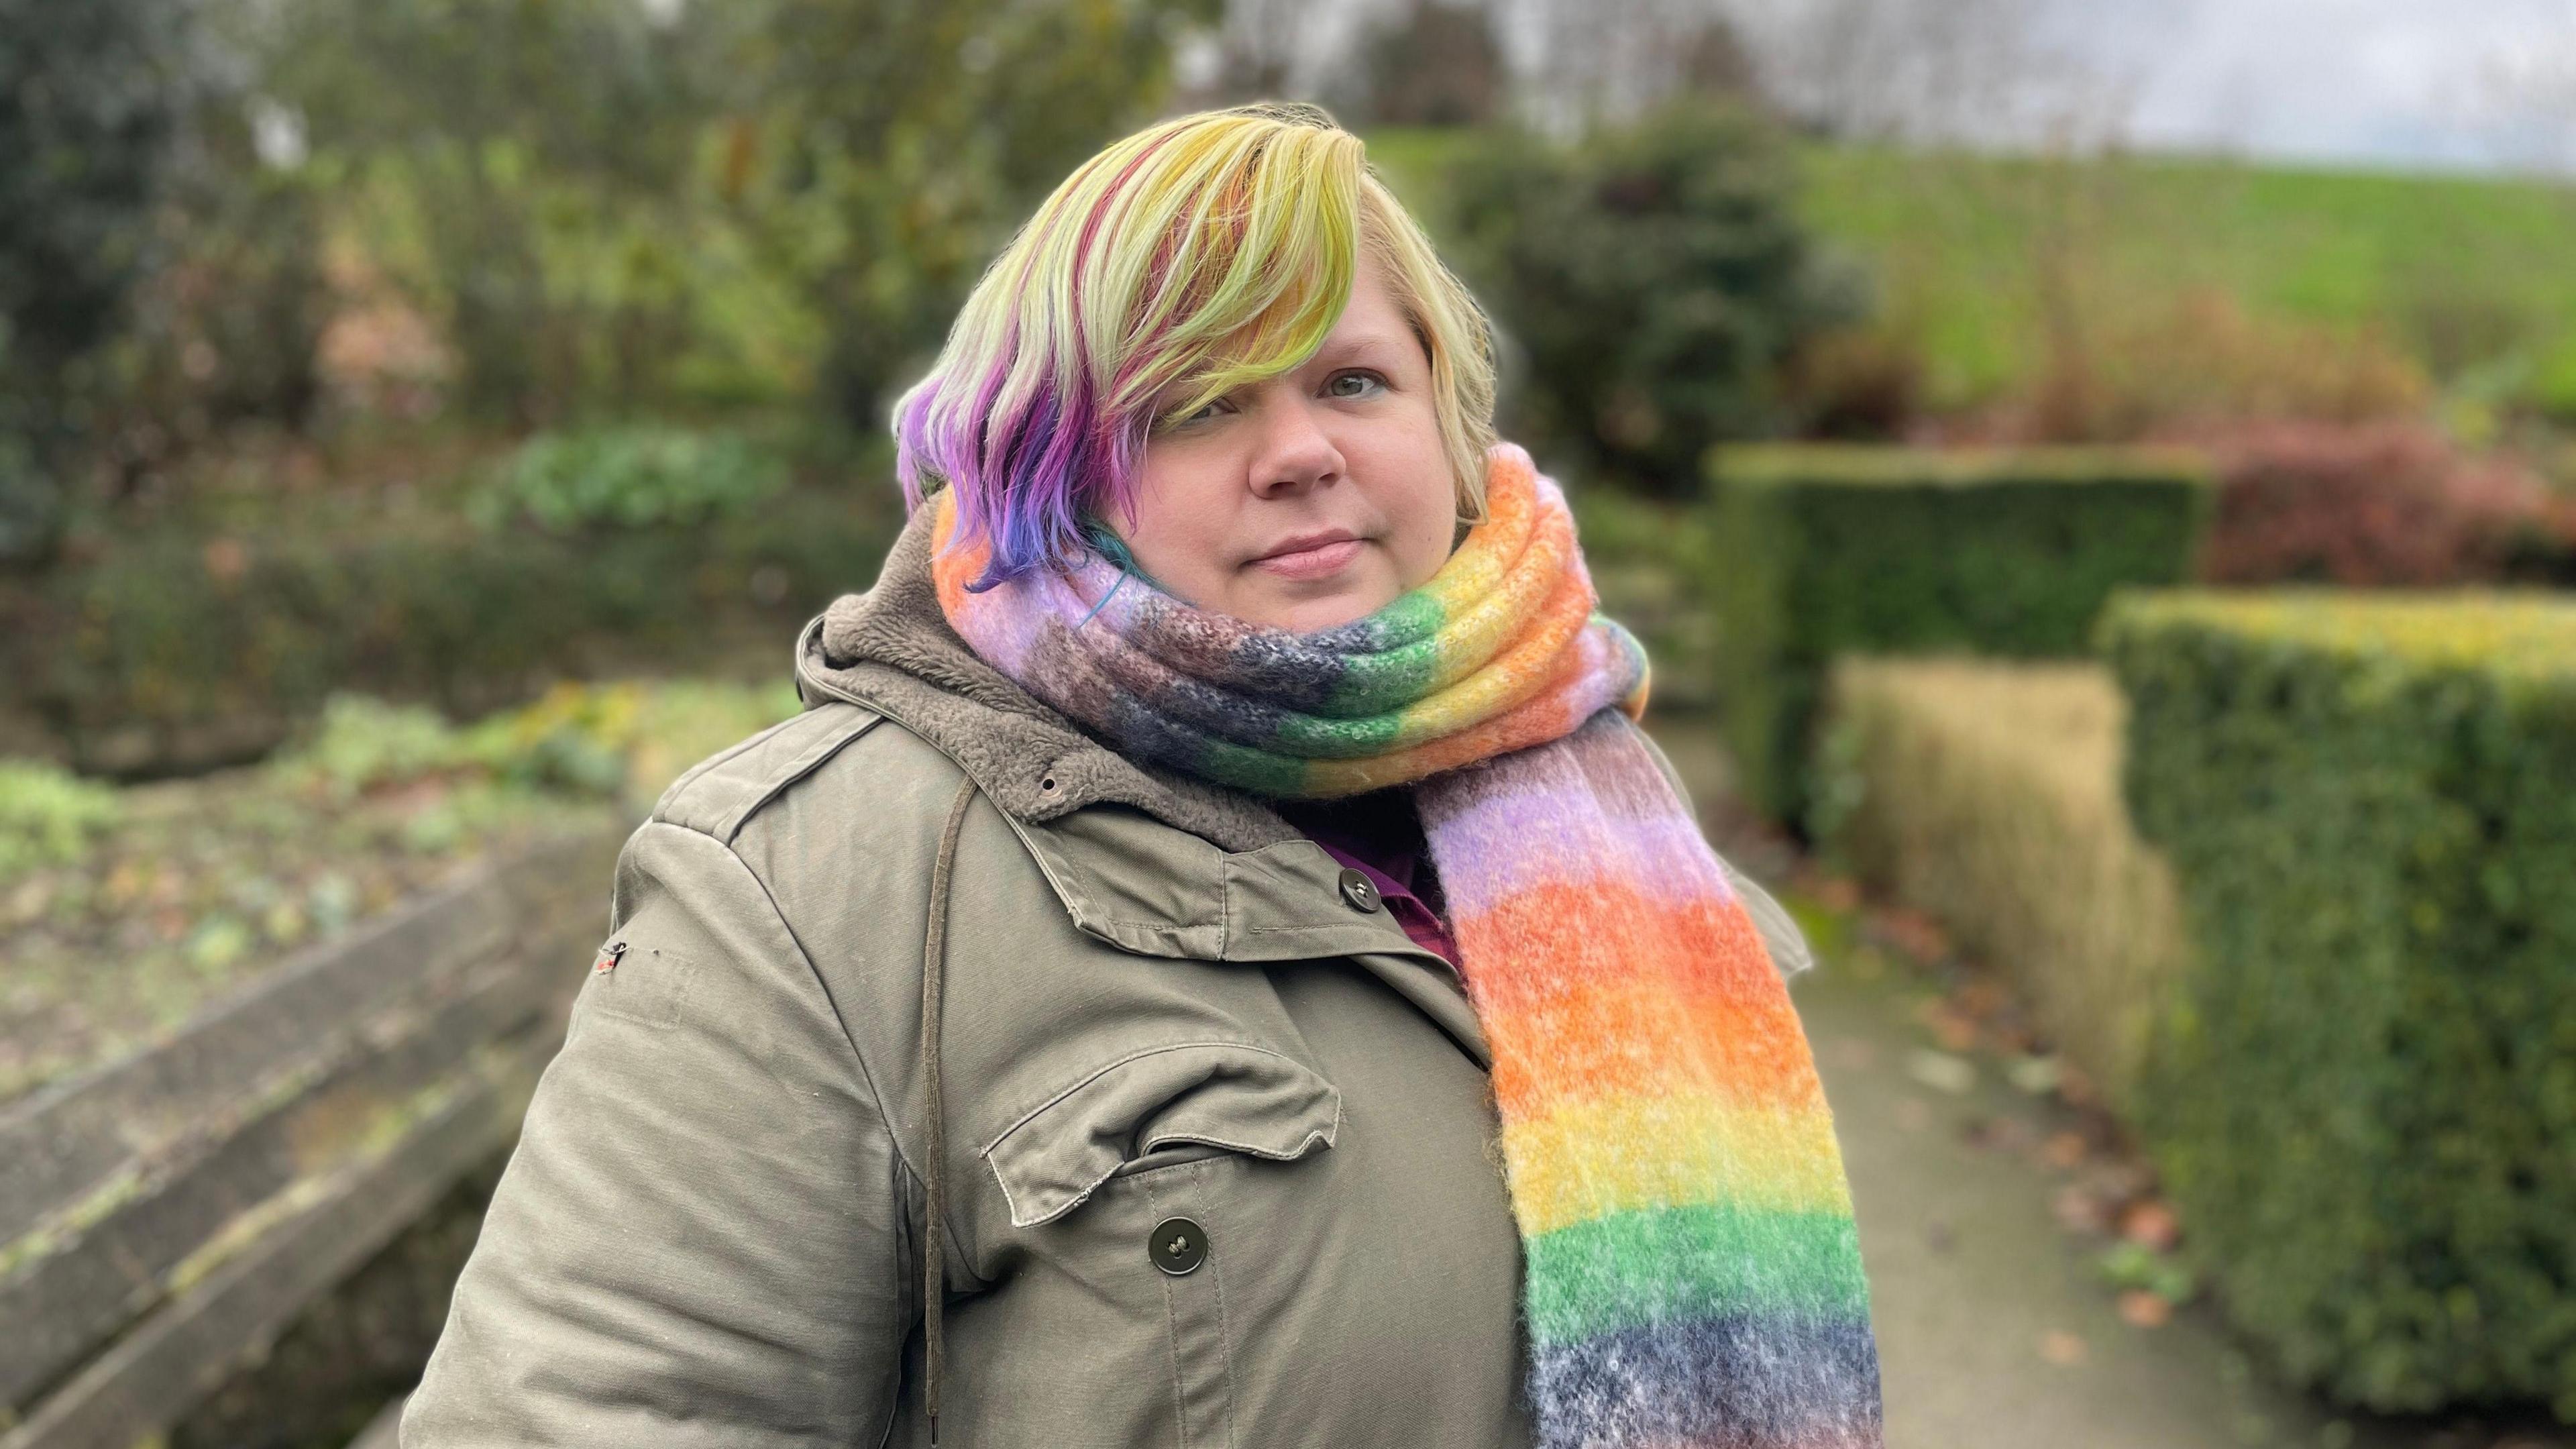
[1430,800,1729,921]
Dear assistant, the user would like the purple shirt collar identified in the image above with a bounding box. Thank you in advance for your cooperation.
[1273,790,1461,970]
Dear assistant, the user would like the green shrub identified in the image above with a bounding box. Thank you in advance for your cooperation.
[1815,659,2192,1110]
[1443,104,1860,494]
[0,759,121,883]
[8,475,893,775]
[1710,444,2212,821]
[274,694,480,800]
[2104,590,2576,1418]
[1568,484,1723,711]
[469,425,790,533]
[0,0,190,562]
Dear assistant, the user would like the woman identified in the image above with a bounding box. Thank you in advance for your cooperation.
[406,103,1882,1449]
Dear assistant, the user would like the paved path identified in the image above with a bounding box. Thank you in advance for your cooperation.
[1793,953,2421,1449]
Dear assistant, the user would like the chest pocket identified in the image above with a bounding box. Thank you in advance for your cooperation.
[968,1040,1342,1449]
[981,1040,1340,1229]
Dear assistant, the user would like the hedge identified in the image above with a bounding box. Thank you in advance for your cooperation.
[1813,658,2191,1111]
[4,484,894,776]
[1570,484,1723,711]
[1708,444,2213,820]
[2103,590,2576,1419]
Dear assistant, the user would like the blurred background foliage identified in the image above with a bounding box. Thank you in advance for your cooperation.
[5,0,2576,1433]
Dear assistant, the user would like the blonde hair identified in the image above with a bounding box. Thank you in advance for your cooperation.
[892,102,1497,590]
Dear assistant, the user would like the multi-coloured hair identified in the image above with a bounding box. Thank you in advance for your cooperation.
[892,102,1497,592]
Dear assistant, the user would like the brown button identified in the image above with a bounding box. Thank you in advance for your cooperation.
[1337,867,1382,913]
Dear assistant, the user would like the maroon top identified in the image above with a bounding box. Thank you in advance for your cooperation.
[1273,789,1462,970]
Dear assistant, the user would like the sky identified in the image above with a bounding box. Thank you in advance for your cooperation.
[2013,0,2573,172]
[1238,0,2576,175]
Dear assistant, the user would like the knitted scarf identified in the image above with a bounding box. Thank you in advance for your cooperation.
[929,443,1884,1449]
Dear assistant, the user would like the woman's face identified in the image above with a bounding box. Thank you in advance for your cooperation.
[1111,252,1456,633]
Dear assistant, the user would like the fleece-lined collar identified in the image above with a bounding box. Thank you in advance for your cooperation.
[793,500,1304,857]
[790,499,1489,1063]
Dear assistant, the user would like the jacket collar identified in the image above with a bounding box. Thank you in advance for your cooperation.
[796,503,1297,855]
[792,502,1468,983]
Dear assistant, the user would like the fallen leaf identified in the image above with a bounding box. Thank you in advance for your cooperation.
[2038,1330,2088,1365]
[1877,907,1951,963]
[2120,1199,2182,1252]
[1962,1115,2037,1152]
[1907,1049,1976,1095]
[2053,1184,2111,1234]
[1913,999,1979,1051]
[2042,1131,2090,1169]
[2007,1055,2063,1095]
[2118,1290,2172,1328]
[1954,978,2009,1020]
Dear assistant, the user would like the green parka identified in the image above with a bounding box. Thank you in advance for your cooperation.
[402,508,1808,1448]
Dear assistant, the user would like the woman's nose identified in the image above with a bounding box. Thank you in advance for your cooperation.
[1248,394,1345,497]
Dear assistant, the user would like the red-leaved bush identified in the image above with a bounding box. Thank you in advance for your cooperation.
[2187,421,2571,587]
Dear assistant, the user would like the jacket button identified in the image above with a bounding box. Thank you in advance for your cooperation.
[1336,867,1382,914]
[1150,1216,1208,1276]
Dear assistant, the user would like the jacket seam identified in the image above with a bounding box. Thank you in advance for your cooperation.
[1195,1169,1242,1449]
[1138,1173,1193,1446]
[715,709,886,845]
[645,816,965,1267]
[977,1039,1322,1157]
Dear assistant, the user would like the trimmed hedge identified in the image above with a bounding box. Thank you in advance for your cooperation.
[1570,484,1723,711]
[5,484,894,776]
[1709,445,2212,820]
[2104,590,2576,1419]
[1813,659,2191,1111]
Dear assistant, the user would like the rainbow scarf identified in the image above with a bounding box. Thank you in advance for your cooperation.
[931,443,1884,1448]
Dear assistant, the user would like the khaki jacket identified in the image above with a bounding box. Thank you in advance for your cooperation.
[403,511,1807,1448]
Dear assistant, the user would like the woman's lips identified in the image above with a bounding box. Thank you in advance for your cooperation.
[1249,537,1365,580]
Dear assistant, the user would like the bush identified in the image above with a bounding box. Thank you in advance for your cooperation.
[2190,421,2567,586]
[2104,590,2576,1418]
[0,0,191,561]
[1443,103,1860,494]
[1814,659,2191,1110]
[1568,484,1723,711]
[469,425,789,533]
[2025,287,2432,444]
[1709,444,2212,821]
[0,759,122,884]
[6,470,894,776]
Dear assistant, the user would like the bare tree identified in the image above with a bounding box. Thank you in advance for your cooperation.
[1494,0,1766,131]
[1175,0,1400,111]
[1344,1,1509,128]
[2472,3,2576,178]
[1734,0,2130,152]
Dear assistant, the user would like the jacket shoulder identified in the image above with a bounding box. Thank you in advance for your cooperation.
[648,700,893,843]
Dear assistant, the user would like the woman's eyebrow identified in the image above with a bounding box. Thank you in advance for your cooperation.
[1311,331,1408,366]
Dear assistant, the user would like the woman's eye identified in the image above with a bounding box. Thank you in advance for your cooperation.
[1327,371,1386,400]
[1180,395,1233,424]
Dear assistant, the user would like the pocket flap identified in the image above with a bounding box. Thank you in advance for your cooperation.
[981,1041,1341,1228]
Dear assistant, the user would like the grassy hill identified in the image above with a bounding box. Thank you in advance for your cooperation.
[1368,126,2576,427]
[1799,146,2576,416]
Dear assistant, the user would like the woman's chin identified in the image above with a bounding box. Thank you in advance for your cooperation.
[1236,574,1403,633]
